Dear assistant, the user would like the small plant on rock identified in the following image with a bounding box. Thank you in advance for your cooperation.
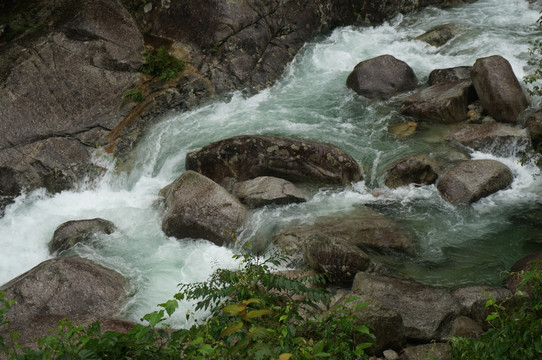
[139,46,185,81]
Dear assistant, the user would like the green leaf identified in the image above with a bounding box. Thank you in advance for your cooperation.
[279,353,294,360]
[142,310,165,327]
[315,352,331,357]
[246,309,272,319]
[222,304,246,316]
[220,322,243,337]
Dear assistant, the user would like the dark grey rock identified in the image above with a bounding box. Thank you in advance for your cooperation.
[160,170,248,246]
[400,343,451,360]
[384,154,442,188]
[451,285,512,327]
[232,176,307,208]
[49,218,117,254]
[506,252,542,294]
[186,135,362,186]
[414,24,459,47]
[0,257,128,321]
[352,272,461,342]
[428,66,472,85]
[450,315,483,339]
[346,55,418,99]
[471,55,530,123]
[437,160,513,204]
[401,80,476,123]
[525,109,542,152]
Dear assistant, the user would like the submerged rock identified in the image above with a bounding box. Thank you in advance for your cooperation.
[446,122,530,156]
[352,272,461,342]
[0,257,128,321]
[232,176,307,208]
[401,80,476,123]
[160,170,248,246]
[384,154,442,188]
[186,135,362,186]
[346,55,418,99]
[414,24,459,47]
[470,55,530,123]
[437,160,513,204]
[428,66,472,86]
[49,218,117,254]
[388,121,418,138]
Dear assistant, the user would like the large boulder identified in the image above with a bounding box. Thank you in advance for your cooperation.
[384,154,442,188]
[414,24,459,47]
[302,234,373,283]
[186,135,362,186]
[160,170,248,246]
[0,256,128,321]
[428,66,472,86]
[401,80,476,123]
[525,109,542,152]
[437,160,513,204]
[346,55,418,99]
[470,55,530,123]
[0,0,144,203]
[332,290,405,354]
[352,272,461,342]
[451,286,512,328]
[232,176,307,209]
[49,218,117,254]
[446,122,530,156]
[273,209,415,265]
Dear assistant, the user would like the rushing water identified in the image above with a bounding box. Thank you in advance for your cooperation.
[1,0,542,327]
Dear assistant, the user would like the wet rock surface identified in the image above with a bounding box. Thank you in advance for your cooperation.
[186,135,362,186]
[0,256,128,321]
[428,66,472,85]
[384,154,442,188]
[49,218,116,254]
[346,55,419,99]
[437,159,513,204]
[160,170,248,246]
[470,55,530,123]
[232,176,307,208]
[414,24,459,47]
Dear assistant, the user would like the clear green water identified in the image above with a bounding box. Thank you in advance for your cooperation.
[0,0,541,327]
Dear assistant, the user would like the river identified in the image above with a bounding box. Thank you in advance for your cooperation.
[1,0,541,327]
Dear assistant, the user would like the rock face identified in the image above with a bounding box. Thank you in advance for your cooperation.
[302,234,372,283]
[401,80,476,123]
[451,286,512,328]
[0,0,144,203]
[352,272,461,342]
[437,160,513,204]
[232,176,307,208]
[384,154,441,188]
[160,170,248,246]
[470,55,530,123]
[273,209,414,265]
[428,66,472,86]
[186,135,362,186]
[346,55,418,99]
[0,256,128,321]
[414,24,459,47]
[49,218,117,254]
[446,122,530,156]
[332,291,405,353]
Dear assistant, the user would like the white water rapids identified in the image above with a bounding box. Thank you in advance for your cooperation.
[1,0,541,327]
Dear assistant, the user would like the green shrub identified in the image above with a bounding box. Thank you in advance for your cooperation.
[124,88,144,102]
[139,46,185,81]
[1,253,375,359]
[525,13,542,97]
[450,262,542,360]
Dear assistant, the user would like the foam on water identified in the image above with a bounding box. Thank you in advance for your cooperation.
[1,0,541,325]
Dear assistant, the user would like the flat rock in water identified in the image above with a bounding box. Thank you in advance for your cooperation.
[186,135,362,186]
[437,160,513,204]
[346,55,418,99]
[384,154,442,188]
[232,176,307,208]
[414,24,459,47]
[401,80,475,123]
[0,257,128,321]
[352,272,460,342]
[302,234,373,283]
[49,218,117,254]
[272,209,415,265]
[428,66,472,85]
[446,122,529,156]
[470,55,530,123]
[160,170,248,246]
